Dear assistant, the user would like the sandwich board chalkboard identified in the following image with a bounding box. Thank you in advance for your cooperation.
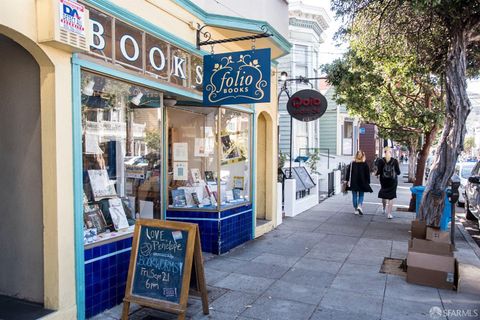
[121,219,208,320]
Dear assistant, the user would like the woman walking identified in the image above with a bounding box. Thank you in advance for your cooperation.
[376,147,401,219]
[346,150,373,215]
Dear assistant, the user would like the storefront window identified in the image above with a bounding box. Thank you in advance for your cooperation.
[167,106,251,210]
[220,109,251,207]
[81,71,162,244]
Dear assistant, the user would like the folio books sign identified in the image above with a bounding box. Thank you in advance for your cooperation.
[203,49,271,106]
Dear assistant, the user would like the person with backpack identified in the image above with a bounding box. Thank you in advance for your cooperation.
[376,147,401,219]
[346,150,373,215]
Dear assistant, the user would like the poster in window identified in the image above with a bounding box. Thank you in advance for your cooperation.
[85,133,103,155]
[204,171,215,183]
[194,138,207,157]
[191,168,202,183]
[83,205,107,234]
[173,143,188,161]
[172,189,187,207]
[233,188,242,200]
[233,176,244,190]
[173,162,188,180]
[88,169,117,201]
[108,198,129,230]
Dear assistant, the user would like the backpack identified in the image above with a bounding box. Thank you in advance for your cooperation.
[382,159,396,179]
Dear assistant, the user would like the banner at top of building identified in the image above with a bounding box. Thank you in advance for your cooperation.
[203,49,271,106]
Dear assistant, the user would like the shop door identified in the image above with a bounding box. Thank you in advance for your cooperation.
[0,35,44,304]
[256,113,267,220]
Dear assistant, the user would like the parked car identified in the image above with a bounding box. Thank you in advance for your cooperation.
[455,162,476,206]
[464,160,480,223]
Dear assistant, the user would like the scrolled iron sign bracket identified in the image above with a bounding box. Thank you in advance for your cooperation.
[196,24,273,50]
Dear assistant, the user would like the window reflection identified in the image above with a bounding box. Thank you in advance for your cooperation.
[81,71,162,244]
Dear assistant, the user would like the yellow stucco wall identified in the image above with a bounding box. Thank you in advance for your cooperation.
[0,0,76,318]
[254,68,279,236]
[0,0,283,317]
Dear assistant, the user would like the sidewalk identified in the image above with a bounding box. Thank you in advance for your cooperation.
[101,168,480,320]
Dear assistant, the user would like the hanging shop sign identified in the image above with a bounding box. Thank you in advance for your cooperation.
[203,49,271,106]
[84,4,203,93]
[286,89,328,122]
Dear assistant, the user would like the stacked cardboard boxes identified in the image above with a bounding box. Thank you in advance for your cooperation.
[407,220,456,290]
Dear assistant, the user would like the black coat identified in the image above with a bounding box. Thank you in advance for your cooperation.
[376,158,401,199]
[346,162,373,193]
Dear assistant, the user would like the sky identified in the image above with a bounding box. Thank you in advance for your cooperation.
[301,0,347,66]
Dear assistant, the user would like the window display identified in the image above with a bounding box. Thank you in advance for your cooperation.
[167,106,251,210]
[81,70,162,244]
[219,108,251,206]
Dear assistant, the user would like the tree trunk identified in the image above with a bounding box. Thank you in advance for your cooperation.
[419,30,472,226]
[407,143,417,183]
[408,129,435,211]
[415,128,436,187]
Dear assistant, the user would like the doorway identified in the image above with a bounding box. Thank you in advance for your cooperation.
[256,113,267,221]
[256,111,275,230]
[0,34,47,316]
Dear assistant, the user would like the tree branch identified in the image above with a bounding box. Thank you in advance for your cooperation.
[364,121,423,133]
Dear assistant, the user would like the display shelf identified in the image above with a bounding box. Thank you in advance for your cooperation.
[84,225,135,249]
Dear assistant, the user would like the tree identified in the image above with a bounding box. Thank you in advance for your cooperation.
[323,43,443,196]
[330,0,480,226]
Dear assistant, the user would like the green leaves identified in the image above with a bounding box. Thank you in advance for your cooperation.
[323,33,444,144]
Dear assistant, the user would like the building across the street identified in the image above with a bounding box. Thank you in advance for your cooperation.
[277,0,331,159]
[0,0,290,318]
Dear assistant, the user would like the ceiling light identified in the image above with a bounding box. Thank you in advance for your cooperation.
[82,80,95,96]
[131,92,143,106]
[163,96,177,107]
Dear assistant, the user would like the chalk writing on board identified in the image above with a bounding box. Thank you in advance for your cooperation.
[131,226,188,303]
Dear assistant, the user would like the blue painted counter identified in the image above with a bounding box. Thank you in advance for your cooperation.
[166,203,253,254]
[84,237,132,318]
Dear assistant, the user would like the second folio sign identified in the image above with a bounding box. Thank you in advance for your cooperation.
[287,89,328,122]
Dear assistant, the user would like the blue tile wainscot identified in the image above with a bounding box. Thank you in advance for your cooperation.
[166,204,253,254]
[84,237,133,318]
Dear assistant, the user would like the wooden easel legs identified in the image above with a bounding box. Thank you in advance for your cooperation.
[121,300,130,320]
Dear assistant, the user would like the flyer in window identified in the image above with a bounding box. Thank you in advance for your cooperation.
[88,169,117,201]
[108,198,129,230]
[233,176,244,190]
[85,133,103,155]
[173,142,188,161]
[194,138,207,157]
[173,161,188,180]
[191,168,202,183]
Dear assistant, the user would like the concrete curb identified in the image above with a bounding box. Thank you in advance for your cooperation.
[455,218,480,259]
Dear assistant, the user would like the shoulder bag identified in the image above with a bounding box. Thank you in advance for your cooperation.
[342,162,353,194]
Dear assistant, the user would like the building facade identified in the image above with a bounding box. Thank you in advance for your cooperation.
[319,85,361,158]
[0,0,289,319]
[277,0,330,159]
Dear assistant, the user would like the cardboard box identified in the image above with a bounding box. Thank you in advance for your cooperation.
[411,220,427,239]
[406,251,456,290]
[408,238,453,256]
[457,263,480,295]
[426,227,450,243]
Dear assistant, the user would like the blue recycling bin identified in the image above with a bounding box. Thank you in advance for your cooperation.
[410,186,451,230]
